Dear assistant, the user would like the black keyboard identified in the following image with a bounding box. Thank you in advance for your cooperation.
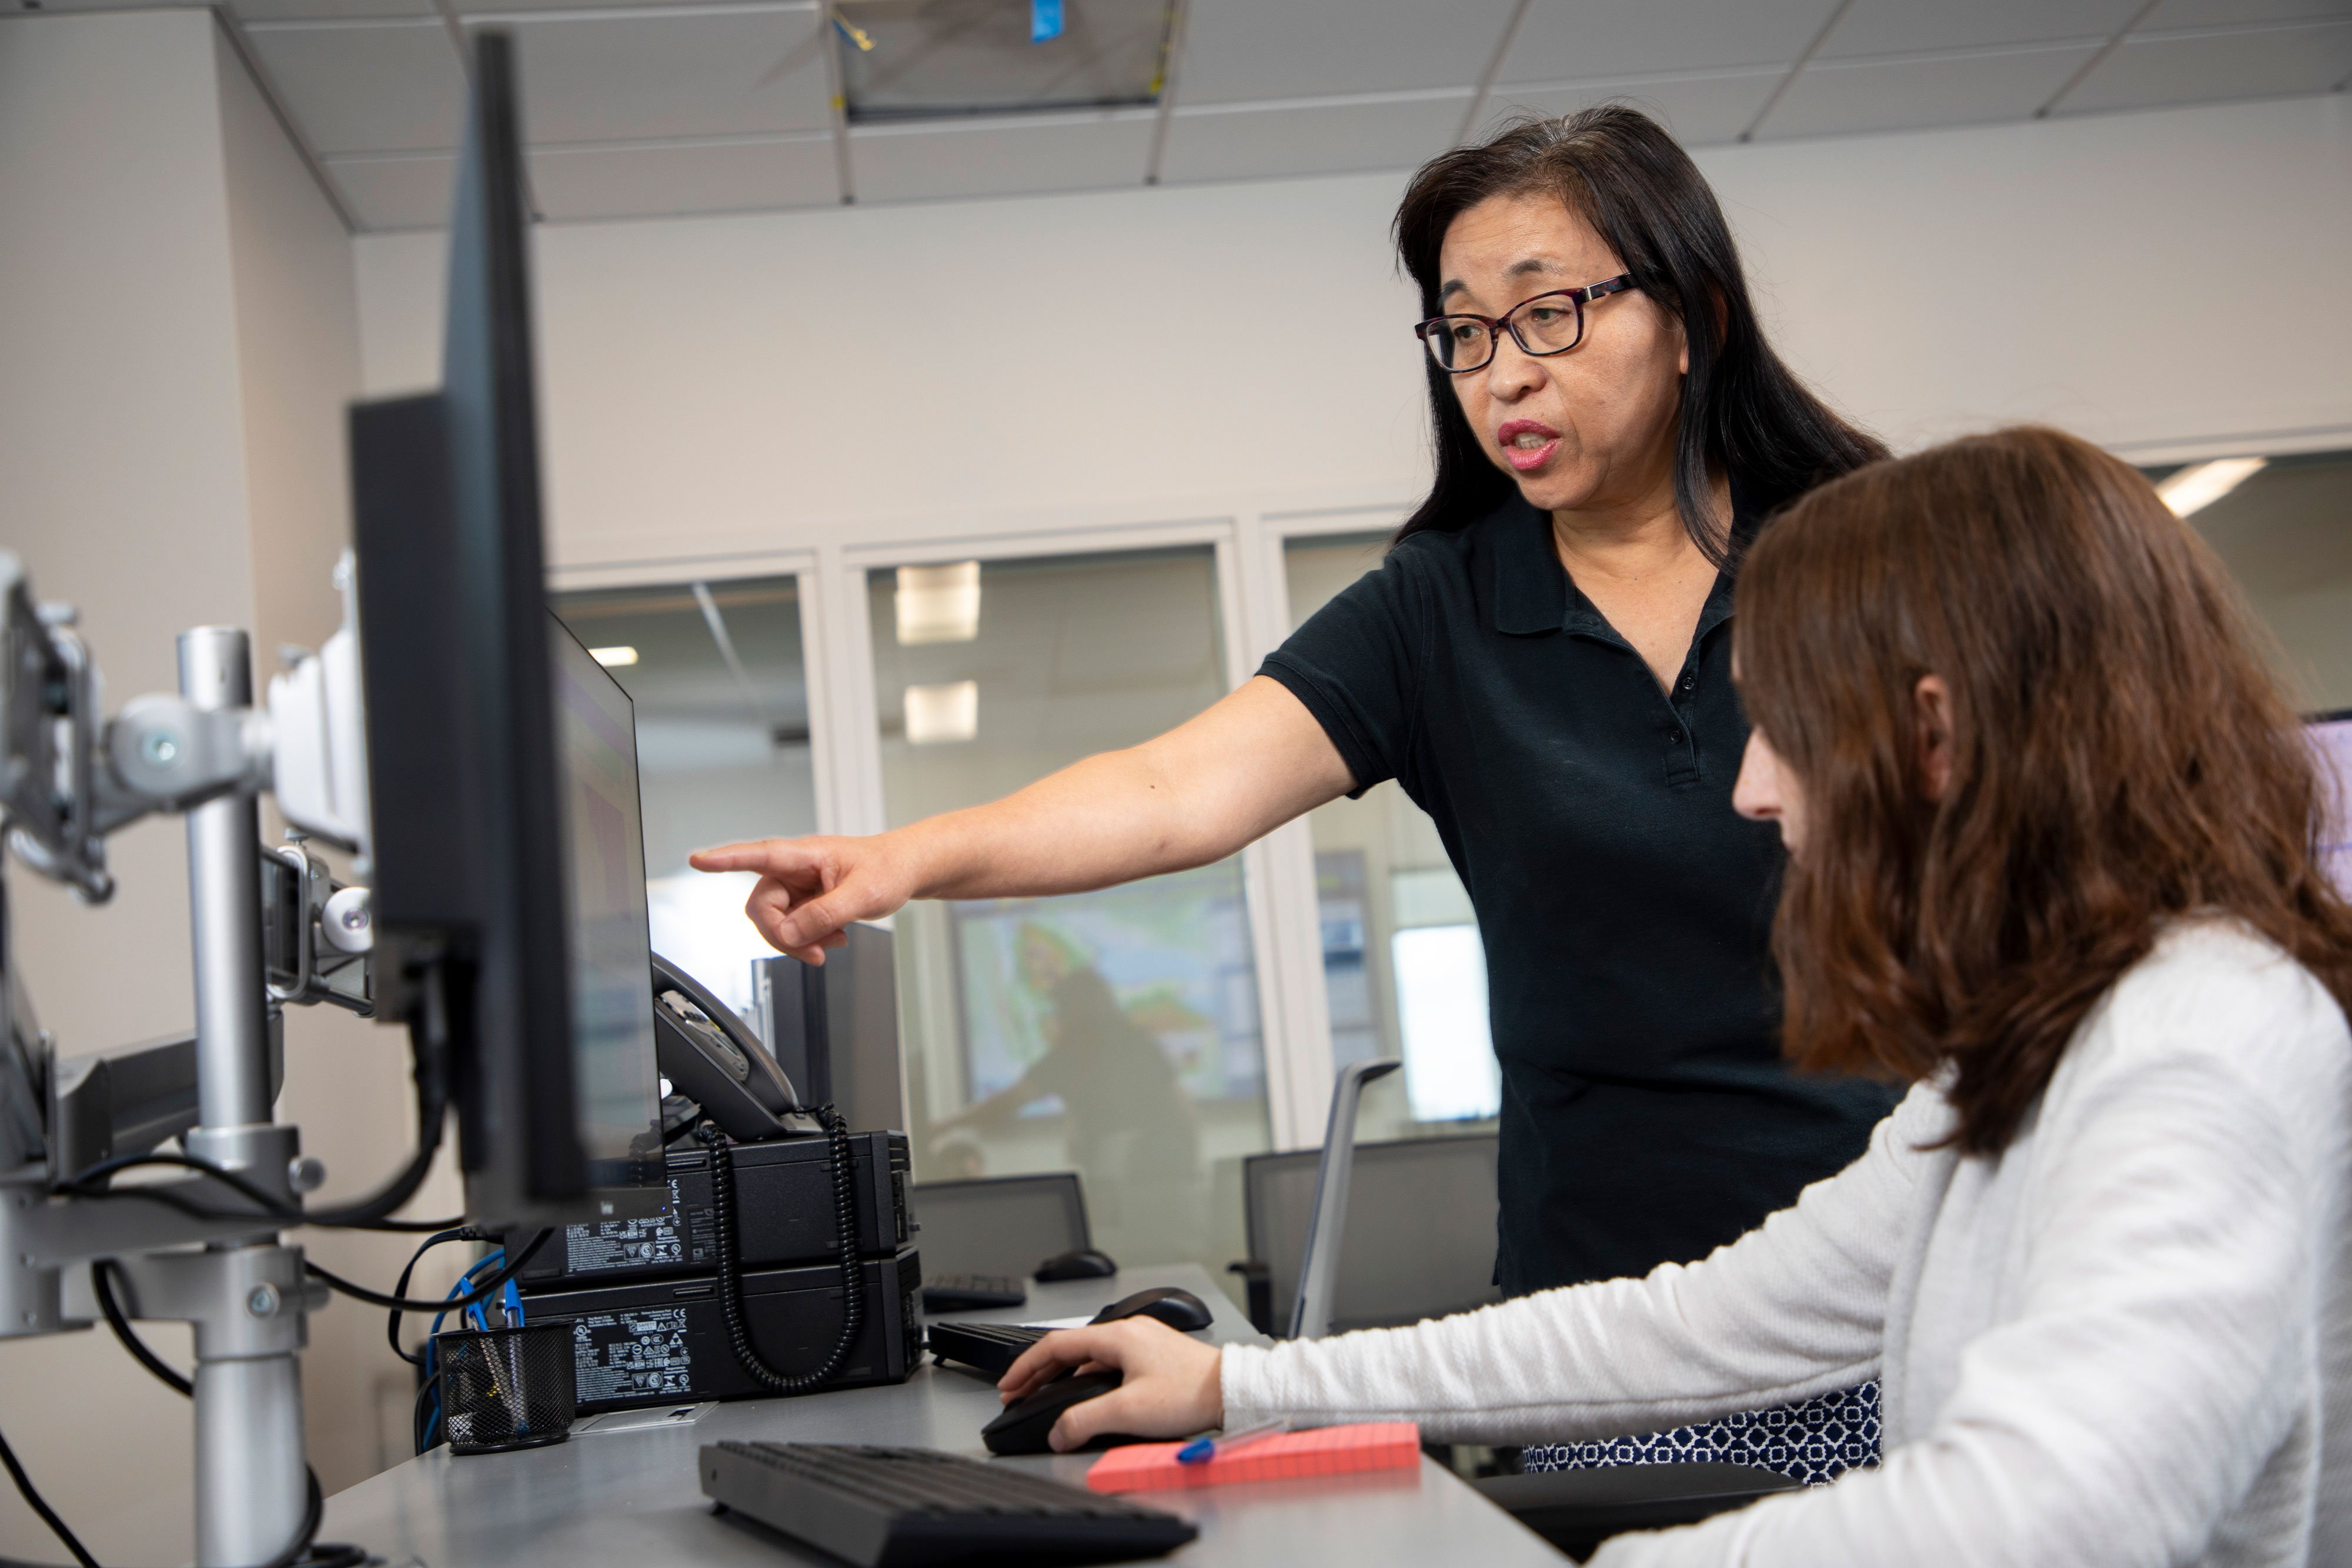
[921,1273,1027,1312]
[927,1320,1049,1376]
[700,1441,1197,1566]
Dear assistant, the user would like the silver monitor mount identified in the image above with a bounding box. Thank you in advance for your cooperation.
[0,550,376,1568]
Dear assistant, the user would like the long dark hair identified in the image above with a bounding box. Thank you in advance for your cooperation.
[1394,106,1884,558]
[1737,426,2352,1154]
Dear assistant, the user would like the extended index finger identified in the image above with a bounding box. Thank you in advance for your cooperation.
[688,839,806,875]
[998,1327,1120,1402]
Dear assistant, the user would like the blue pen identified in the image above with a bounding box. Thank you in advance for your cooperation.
[1175,1419,1290,1465]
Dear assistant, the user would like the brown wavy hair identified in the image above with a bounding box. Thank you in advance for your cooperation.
[1735,426,2352,1154]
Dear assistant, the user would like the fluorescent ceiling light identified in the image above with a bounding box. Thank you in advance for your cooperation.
[896,562,981,645]
[904,680,978,744]
[2156,456,2267,519]
[590,645,639,667]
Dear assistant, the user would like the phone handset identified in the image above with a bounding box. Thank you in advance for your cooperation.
[650,952,816,1141]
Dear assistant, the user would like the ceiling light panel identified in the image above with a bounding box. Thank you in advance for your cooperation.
[1176,0,1525,107]
[903,680,980,743]
[2157,457,2268,518]
[1507,0,1842,82]
[896,563,982,644]
[837,0,1175,122]
[473,5,833,145]
[1814,0,2141,59]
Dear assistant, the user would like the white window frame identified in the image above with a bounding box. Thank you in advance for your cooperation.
[549,497,1418,1154]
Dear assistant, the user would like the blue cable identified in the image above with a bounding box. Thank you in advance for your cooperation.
[419,1249,507,1453]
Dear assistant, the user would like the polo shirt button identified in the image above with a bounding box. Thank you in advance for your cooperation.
[1680,674,1695,691]
[1668,728,1683,744]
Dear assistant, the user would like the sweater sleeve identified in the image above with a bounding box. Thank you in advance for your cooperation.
[1218,1083,1939,1445]
[1587,943,2349,1568]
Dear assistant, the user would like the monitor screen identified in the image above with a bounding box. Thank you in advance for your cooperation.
[552,615,664,1191]
[2311,712,2352,901]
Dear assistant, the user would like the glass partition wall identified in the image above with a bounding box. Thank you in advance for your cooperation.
[1281,533,1499,1146]
[553,575,817,1023]
[870,547,1272,1278]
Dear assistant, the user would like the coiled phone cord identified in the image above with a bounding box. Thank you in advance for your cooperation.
[694,1109,866,1393]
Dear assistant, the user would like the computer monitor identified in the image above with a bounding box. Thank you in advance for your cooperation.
[349,31,663,1225]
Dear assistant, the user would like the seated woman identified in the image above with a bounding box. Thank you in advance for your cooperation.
[998,426,2352,1564]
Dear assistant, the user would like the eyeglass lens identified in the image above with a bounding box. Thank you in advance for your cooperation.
[1422,293,1586,372]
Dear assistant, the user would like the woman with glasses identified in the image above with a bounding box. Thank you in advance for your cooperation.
[697,106,1897,1477]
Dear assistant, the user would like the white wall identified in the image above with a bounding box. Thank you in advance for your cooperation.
[353,91,2352,575]
[1,11,442,1563]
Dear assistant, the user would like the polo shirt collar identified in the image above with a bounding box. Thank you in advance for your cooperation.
[1490,482,1760,639]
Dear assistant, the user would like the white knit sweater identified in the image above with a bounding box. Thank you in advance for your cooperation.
[1222,922,2352,1566]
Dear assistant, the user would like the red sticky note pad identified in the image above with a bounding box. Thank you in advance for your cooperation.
[1085,1422,1421,1493]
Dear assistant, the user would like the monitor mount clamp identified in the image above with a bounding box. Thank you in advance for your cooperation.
[0,549,375,1568]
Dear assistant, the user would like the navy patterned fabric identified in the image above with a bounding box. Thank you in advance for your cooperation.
[1520,1380,1882,1488]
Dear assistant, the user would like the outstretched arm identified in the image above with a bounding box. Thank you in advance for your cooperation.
[690,676,1353,962]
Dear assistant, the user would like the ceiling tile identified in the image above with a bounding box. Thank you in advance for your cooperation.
[1158,91,1468,184]
[1485,68,1783,146]
[321,151,456,229]
[531,133,837,220]
[1177,0,1522,108]
[230,0,431,21]
[471,6,831,144]
[243,19,467,153]
[2062,19,2352,112]
[2141,0,2352,25]
[1509,0,1839,81]
[1759,41,2099,139]
[1817,0,2139,58]
[849,110,1154,203]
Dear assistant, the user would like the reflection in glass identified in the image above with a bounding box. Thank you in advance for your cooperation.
[870,547,1269,1275]
[1285,533,1499,1145]
[553,576,816,1025]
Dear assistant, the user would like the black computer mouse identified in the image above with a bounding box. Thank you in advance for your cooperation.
[1034,1247,1118,1282]
[1090,1286,1214,1333]
[981,1370,1142,1456]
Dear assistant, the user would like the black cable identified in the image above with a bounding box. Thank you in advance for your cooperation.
[91,1261,190,1396]
[387,1228,482,1366]
[306,1227,552,1313]
[413,1369,443,1457]
[0,1422,99,1568]
[694,1110,864,1395]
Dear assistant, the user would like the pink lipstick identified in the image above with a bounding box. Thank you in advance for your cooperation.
[1496,419,1560,473]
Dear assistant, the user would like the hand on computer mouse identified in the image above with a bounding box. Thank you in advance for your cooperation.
[996,1318,1224,1453]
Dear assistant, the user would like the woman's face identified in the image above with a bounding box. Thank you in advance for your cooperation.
[1732,726,1807,854]
[1435,192,1689,517]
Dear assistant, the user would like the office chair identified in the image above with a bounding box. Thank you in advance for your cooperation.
[907,1172,1091,1279]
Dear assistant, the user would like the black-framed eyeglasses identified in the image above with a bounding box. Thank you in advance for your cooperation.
[1414,275,1636,373]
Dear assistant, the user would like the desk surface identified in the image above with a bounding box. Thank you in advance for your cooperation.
[327,1263,1563,1567]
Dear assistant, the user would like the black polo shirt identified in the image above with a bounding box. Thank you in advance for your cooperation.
[1261,493,1898,1296]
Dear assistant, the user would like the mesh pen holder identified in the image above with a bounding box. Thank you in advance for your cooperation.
[436,1324,575,1455]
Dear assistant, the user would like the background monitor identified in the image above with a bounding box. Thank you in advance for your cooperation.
[2310,711,2352,900]
[350,32,663,1225]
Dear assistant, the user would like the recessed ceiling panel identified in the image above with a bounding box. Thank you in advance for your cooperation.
[1816,0,2138,58]
[322,151,457,229]
[1759,42,2099,139]
[1485,69,1782,147]
[848,108,1154,200]
[243,19,467,153]
[531,133,838,219]
[475,7,832,144]
[1177,0,1523,108]
[2142,0,2352,25]
[2061,19,2352,112]
[230,0,431,21]
[1508,0,1839,81]
[837,0,1172,121]
[1158,91,1468,185]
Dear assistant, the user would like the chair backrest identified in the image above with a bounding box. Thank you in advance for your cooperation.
[1244,1134,1501,1333]
[908,1172,1091,1279]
